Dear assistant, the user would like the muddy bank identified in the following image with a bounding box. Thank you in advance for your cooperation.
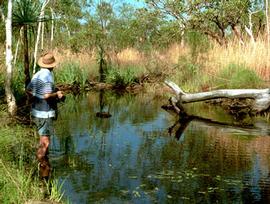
[56,80,145,94]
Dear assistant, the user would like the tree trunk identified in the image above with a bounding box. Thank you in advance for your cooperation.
[266,0,270,49]
[165,80,270,113]
[23,25,30,88]
[231,24,244,45]
[244,10,259,45]
[33,0,50,73]
[98,46,107,82]
[50,7,54,48]
[13,27,22,66]
[5,0,17,116]
[41,21,44,50]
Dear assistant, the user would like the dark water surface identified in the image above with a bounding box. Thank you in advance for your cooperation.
[50,91,270,203]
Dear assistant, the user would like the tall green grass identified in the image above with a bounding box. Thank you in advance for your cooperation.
[0,107,66,203]
[106,65,144,88]
[0,62,25,101]
[215,63,263,89]
[55,62,89,86]
[0,123,39,203]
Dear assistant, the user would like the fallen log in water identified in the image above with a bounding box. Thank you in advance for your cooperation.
[164,80,270,113]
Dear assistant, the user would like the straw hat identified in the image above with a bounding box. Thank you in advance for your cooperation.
[37,52,57,68]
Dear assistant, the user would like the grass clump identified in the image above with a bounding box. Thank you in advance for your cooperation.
[170,56,200,87]
[0,107,65,203]
[0,123,41,203]
[106,65,141,88]
[215,63,263,89]
[55,62,89,86]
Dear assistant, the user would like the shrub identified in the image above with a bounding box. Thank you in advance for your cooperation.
[106,66,138,88]
[55,62,89,86]
[175,56,200,83]
[185,31,210,62]
[216,63,263,89]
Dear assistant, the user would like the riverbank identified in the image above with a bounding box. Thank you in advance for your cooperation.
[0,80,268,203]
[0,103,65,204]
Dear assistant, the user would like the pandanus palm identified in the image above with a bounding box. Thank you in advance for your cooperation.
[12,0,41,88]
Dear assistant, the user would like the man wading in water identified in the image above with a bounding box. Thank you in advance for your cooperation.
[27,52,64,173]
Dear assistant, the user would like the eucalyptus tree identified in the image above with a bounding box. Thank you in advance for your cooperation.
[95,1,114,82]
[130,8,163,50]
[80,1,127,81]
[33,0,51,73]
[0,0,17,116]
[146,0,252,46]
[187,0,251,45]
[243,0,264,44]
[12,0,41,88]
[51,0,88,49]
[145,0,188,43]
[108,4,136,51]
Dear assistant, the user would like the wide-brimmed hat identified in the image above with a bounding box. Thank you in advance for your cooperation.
[37,52,57,68]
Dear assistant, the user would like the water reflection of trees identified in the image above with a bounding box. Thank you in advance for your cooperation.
[51,91,171,202]
[52,91,270,203]
[56,91,168,137]
[156,116,270,203]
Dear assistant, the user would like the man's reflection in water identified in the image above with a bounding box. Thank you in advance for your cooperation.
[38,154,51,181]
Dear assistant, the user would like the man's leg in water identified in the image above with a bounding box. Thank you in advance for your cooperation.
[37,135,50,161]
[34,117,53,161]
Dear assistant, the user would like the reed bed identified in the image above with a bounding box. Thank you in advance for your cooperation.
[2,38,269,93]
[207,39,270,81]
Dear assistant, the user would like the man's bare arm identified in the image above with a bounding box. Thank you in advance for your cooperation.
[44,91,64,100]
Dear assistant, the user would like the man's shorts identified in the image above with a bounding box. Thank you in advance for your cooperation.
[33,117,54,137]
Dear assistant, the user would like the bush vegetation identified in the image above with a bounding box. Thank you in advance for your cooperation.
[0,106,65,203]
[55,62,90,86]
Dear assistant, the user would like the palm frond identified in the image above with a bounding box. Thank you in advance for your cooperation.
[12,0,49,26]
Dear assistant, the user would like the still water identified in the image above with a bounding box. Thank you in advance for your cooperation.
[50,91,270,203]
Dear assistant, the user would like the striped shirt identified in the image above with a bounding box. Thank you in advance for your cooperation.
[27,68,56,118]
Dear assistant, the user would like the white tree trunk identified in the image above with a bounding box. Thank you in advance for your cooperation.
[266,0,270,49]
[63,20,71,38]
[41,21,44,50]
[50,7,54,48]
[5,0,17,116]
[33,0,50,73]
[13,38,20,66]
[244,10,259,45]
[165,80,270,113]
[13,27,23,66]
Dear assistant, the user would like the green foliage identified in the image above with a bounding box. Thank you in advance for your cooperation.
[0,71,5,96]
[47,179,65,203]
[175,56,200,83]
[216,63,263,89]
[185,30,210,61]
[0,161,42,203]
[106,66,138,88]
[0,63,26,101]
[153,21,182,50]
[12,0,40,26]
[188,0,251,44]
[0,123,40,203]
[0,23,5,44]
[12,63,26,100]
[0,108,66,203]
[55,62,89,86]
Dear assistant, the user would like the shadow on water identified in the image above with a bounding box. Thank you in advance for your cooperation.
[48,91,270,203]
